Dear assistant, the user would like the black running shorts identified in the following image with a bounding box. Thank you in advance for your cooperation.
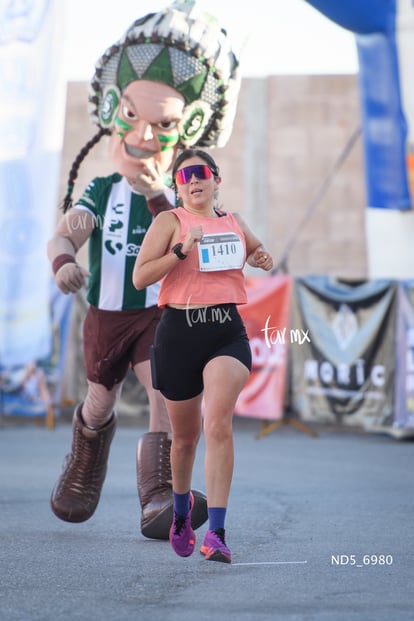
[150,303,252,401]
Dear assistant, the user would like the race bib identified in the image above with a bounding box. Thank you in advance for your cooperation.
[197,232,245,271]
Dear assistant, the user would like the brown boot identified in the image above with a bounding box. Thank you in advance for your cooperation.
[137,432,208,540]
[50,404,116,522]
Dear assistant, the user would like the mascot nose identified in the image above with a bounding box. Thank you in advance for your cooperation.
[132,120,155,142]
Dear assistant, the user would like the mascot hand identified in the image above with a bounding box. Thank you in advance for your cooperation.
[55,263,91,294]
[129,161,165,198]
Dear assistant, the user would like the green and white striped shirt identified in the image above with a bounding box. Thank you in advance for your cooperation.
[76,173,164,310]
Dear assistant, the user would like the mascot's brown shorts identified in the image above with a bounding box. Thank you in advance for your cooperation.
[83,305,163,390]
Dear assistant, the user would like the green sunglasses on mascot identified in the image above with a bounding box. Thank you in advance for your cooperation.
[174,164,214,185]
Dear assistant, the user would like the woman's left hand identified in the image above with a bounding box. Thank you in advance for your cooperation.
[253,248,273,271]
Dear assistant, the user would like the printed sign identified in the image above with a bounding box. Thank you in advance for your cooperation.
[236,275,292,420]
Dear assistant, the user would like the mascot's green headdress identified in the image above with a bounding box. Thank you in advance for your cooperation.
[88,0,241,148]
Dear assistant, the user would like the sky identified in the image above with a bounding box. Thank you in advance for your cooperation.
[61,0,358,82]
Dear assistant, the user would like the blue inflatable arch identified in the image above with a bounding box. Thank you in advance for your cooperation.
[306,0,414,278]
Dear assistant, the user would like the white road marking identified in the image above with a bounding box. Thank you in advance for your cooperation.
[232,560,308,567]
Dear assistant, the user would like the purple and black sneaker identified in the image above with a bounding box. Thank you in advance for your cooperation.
[200,528,231,563]
[169,492,196,557]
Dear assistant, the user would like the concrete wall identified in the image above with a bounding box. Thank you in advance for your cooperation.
[58,74,367,279]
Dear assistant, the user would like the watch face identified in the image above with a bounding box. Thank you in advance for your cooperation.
[172,243,186,259]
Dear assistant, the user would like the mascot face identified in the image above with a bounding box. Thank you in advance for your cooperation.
[108,80,185,180]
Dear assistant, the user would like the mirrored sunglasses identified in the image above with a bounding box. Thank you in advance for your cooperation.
[174,164,214,185]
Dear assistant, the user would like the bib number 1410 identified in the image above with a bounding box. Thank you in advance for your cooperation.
[198,233,245,271]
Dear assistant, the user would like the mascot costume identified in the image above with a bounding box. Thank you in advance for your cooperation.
[48,0,241,539]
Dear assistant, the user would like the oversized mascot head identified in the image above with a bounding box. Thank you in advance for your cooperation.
[62,0,241,210]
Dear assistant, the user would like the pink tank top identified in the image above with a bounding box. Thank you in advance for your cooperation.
[158,208,247,308]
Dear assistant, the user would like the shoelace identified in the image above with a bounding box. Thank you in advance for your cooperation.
[65,441,103,491]
[213,528,226,544]
[173,514,187,536]
[156,437,172,486]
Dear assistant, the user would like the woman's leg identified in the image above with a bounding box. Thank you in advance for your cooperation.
[198,355,249,563]
[202,355,250,507]
[165,394,203,494]
[166,394,204,557]
[133,362,208,539]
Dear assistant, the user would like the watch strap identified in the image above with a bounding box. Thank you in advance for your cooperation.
[171,243,187,260]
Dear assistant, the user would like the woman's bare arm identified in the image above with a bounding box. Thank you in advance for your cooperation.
[233,213,273,271]
[133,211,181,290]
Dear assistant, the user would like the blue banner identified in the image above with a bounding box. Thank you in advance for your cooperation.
[0,283,73,418]
[394,281,414,433]
[0,0,64,367]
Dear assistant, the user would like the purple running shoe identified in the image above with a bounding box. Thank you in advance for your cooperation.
[169,492,196,557]
[200,528,231,563]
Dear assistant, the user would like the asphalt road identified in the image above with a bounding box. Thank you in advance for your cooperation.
[0,417,413,621]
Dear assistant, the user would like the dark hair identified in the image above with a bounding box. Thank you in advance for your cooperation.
[172,148,220,182]
[60,127,111,213]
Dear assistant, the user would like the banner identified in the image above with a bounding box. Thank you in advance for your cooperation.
[0,0,64,367]
[393,281,414,436]
[235,275,292,420]
[290,276,397,430]
[0,282,73,419]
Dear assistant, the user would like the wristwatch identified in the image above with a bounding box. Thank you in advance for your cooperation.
[171,243,187,260]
